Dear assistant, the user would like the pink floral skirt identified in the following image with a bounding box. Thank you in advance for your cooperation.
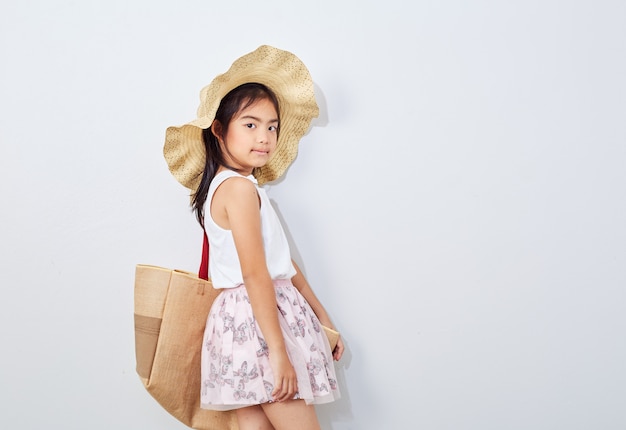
[200,279,340,411]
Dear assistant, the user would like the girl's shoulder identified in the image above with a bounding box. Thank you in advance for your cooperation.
[211,170,257,191]
[210,171,260,228]
[211,170,258,201]
[219,175,257,194]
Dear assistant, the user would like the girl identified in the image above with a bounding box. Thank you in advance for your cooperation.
[163,45,343,430]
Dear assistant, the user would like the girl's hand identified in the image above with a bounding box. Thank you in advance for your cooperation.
[270,350,298,402]
[333,336,345,361]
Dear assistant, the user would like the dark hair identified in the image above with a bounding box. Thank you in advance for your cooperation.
[191,82,280,226]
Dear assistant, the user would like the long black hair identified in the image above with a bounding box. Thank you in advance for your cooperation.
[191,82,280,226]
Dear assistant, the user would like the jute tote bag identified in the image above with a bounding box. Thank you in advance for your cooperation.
[134,233,238,429]
[134,264,238,429]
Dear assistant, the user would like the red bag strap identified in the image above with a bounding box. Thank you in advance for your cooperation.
[199,228,209,280]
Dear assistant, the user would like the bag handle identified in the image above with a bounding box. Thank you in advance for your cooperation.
[199,229,209,281]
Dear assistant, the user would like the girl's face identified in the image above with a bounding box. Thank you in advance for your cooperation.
[218,98,279,175]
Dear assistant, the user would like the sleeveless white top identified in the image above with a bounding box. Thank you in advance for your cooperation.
[204,170,296,289]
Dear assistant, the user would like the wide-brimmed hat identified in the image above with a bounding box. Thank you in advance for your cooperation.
[163,45,319,190]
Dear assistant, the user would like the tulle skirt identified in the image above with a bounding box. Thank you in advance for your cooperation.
[200,279,340,411]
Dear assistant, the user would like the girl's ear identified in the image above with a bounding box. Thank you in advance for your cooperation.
[211,120,223,143]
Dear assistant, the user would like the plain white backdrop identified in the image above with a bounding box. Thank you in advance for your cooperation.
[1,1,625,429]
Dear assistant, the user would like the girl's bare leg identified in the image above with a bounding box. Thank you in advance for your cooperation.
[261,400,321,430]
[236,405,275,430]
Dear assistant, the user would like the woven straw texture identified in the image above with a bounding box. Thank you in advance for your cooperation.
[163,45,319,190]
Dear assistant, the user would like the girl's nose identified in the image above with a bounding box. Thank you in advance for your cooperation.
[258,130,270,143]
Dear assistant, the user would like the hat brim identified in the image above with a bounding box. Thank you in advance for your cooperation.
[164,45,319,190]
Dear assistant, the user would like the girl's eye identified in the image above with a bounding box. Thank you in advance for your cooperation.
[245,123,256,129]
[269,125,278,132]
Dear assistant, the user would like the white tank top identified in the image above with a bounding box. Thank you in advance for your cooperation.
[204,170,296,288]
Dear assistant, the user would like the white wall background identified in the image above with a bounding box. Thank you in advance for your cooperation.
[1,1,625,429]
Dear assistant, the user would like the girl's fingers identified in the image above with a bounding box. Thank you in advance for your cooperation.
[334,344,344,360]
[272,378,283,400]
[289,378,297,399]
[272,377,298,402]
[272,378,286,401]
[333,338,345,361]
[281,379,295,401]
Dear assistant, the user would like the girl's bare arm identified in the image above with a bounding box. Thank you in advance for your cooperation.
[217,177,297,401]
[291,260,344,361]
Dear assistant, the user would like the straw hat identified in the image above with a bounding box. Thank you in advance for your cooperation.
[163,45,319,189]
